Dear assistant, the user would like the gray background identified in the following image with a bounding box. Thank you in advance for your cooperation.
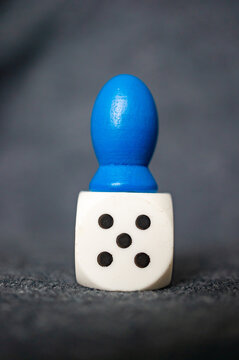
[0,1,239,359]
[1,0,239,264]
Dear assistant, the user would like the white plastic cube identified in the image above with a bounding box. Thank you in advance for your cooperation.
[75,191,174,291]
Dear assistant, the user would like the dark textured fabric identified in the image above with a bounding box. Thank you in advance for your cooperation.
[0,244,238,360]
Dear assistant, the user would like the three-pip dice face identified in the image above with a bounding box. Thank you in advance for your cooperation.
[75,192,173,291]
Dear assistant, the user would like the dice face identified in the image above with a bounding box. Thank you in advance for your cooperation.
[75,192,173,291]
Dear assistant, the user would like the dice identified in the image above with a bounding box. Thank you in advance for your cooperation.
[75,74,174,291]
[75,192,173,291]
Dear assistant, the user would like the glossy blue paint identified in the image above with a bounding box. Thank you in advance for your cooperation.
[90,74,158,192]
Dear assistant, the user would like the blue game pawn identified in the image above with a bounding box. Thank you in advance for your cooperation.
[75,75,174,291]
[90,74,158,192]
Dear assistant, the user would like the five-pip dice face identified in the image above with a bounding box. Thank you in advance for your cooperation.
[75,192,173,291]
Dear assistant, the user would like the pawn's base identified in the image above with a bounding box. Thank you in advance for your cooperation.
[75,191,174,291]
[90,165,158,193]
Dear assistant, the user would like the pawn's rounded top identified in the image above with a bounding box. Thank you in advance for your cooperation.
[90,74,158,192]
[91,74,158,166]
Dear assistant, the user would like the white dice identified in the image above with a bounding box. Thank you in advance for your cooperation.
[75,191,174,291]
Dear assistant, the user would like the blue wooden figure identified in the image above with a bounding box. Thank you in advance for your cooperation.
[90,74,158,193]
[75,74,174,291]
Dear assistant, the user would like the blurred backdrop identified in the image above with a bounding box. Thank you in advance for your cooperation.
[0,0,238,267]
